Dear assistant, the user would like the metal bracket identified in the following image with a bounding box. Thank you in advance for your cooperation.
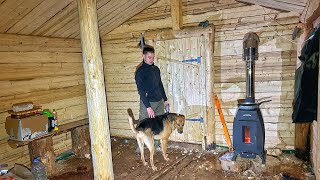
[186,117,204,122]
[182,57,201,64]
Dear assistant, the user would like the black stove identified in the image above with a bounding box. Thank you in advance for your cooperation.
[232,32,266,164]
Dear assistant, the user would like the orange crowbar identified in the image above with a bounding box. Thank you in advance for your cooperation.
[214,95,233,151]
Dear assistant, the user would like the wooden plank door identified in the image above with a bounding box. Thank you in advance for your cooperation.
[154,34,210,144]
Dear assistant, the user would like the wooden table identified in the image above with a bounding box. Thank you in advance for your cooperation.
[8,119,91,176]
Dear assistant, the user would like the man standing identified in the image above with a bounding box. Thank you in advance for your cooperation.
[135,45,169,150]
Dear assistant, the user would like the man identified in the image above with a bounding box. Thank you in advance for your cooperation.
[135,45,169,151]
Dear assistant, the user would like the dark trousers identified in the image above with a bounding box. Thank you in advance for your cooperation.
[139,99,165,120]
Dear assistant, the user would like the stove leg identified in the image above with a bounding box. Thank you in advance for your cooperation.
[259,153,266,164]
[232,150,239,161]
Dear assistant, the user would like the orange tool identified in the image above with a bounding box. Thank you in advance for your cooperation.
[214,95,233,150]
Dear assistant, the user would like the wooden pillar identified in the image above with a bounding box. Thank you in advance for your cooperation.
[28,137,55,176]
[317,35,320,180]
[77,0,114,179]
[205,28,215,149]
[299,0,320,177]
[72,125,91,159]
[294,23,313,160]
[294,123,311,160]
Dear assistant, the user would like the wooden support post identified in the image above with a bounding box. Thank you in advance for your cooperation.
[28,137,55,176]
[77,0,114,179]
[317,36,320,180]
[302,1,320,175]
[170,0,182,30]
[205,30,215,149]
[294,123,311,160]
[294,23,313,161]
[72,125,91,159]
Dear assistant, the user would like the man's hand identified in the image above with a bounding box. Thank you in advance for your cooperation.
[164,101,169,111]
[147,107,155,118]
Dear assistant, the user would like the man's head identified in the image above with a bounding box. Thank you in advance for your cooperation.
[142,45,155,65]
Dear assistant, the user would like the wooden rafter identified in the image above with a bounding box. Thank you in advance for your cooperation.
[170,0,183,30]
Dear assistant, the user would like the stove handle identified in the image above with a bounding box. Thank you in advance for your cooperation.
[258,99,272,105]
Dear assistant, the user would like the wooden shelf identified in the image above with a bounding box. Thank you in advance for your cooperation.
[8,119,89,148]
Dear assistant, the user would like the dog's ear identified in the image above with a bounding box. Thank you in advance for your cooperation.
[167,114,175,122]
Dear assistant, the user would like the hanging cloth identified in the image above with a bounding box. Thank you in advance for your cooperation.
[292,27,320,123]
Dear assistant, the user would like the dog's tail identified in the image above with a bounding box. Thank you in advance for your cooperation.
[128,115,137,134]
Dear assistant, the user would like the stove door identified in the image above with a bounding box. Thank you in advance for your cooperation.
[235,120,258,153]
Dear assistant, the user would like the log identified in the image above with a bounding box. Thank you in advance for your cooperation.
[28,137,56,176]
[295,123,311,160]
[71,125,91,159]
[170,0,182,30]
[0,34,81,53]
[205,29,215,148]
[77,0,114,179]
[317,30,320,180]
[294,22,313,161]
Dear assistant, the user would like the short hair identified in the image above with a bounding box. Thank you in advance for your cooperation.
[143,45,155,54]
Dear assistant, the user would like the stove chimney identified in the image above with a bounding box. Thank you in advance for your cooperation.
[243,32,260,101]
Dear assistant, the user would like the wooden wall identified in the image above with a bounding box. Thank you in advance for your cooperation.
[104,0,299,149]
[101,39,141,137]
[214,23,297,149]
[0,34,86,167]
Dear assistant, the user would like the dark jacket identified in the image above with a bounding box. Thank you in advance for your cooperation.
[135,61,167,108]
[292,26,319,123]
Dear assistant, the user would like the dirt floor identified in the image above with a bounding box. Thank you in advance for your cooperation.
[51,137,313,180]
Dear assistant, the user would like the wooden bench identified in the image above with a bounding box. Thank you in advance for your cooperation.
[8,119,91,176]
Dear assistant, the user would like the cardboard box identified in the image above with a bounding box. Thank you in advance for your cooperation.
[5,115,48,141]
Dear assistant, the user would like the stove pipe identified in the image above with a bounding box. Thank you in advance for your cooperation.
[243,32,260,101]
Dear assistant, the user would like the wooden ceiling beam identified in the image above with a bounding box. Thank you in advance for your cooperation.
[237,0,305,13]
[170,0,183,30]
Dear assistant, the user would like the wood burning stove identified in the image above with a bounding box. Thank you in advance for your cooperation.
[232,32,267,164]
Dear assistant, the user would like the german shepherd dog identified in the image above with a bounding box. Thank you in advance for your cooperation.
[128,113,185,171]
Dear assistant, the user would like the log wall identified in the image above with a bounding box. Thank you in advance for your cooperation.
[0,34,85,167]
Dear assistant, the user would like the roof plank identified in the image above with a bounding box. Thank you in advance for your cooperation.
[237,0,306,13]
